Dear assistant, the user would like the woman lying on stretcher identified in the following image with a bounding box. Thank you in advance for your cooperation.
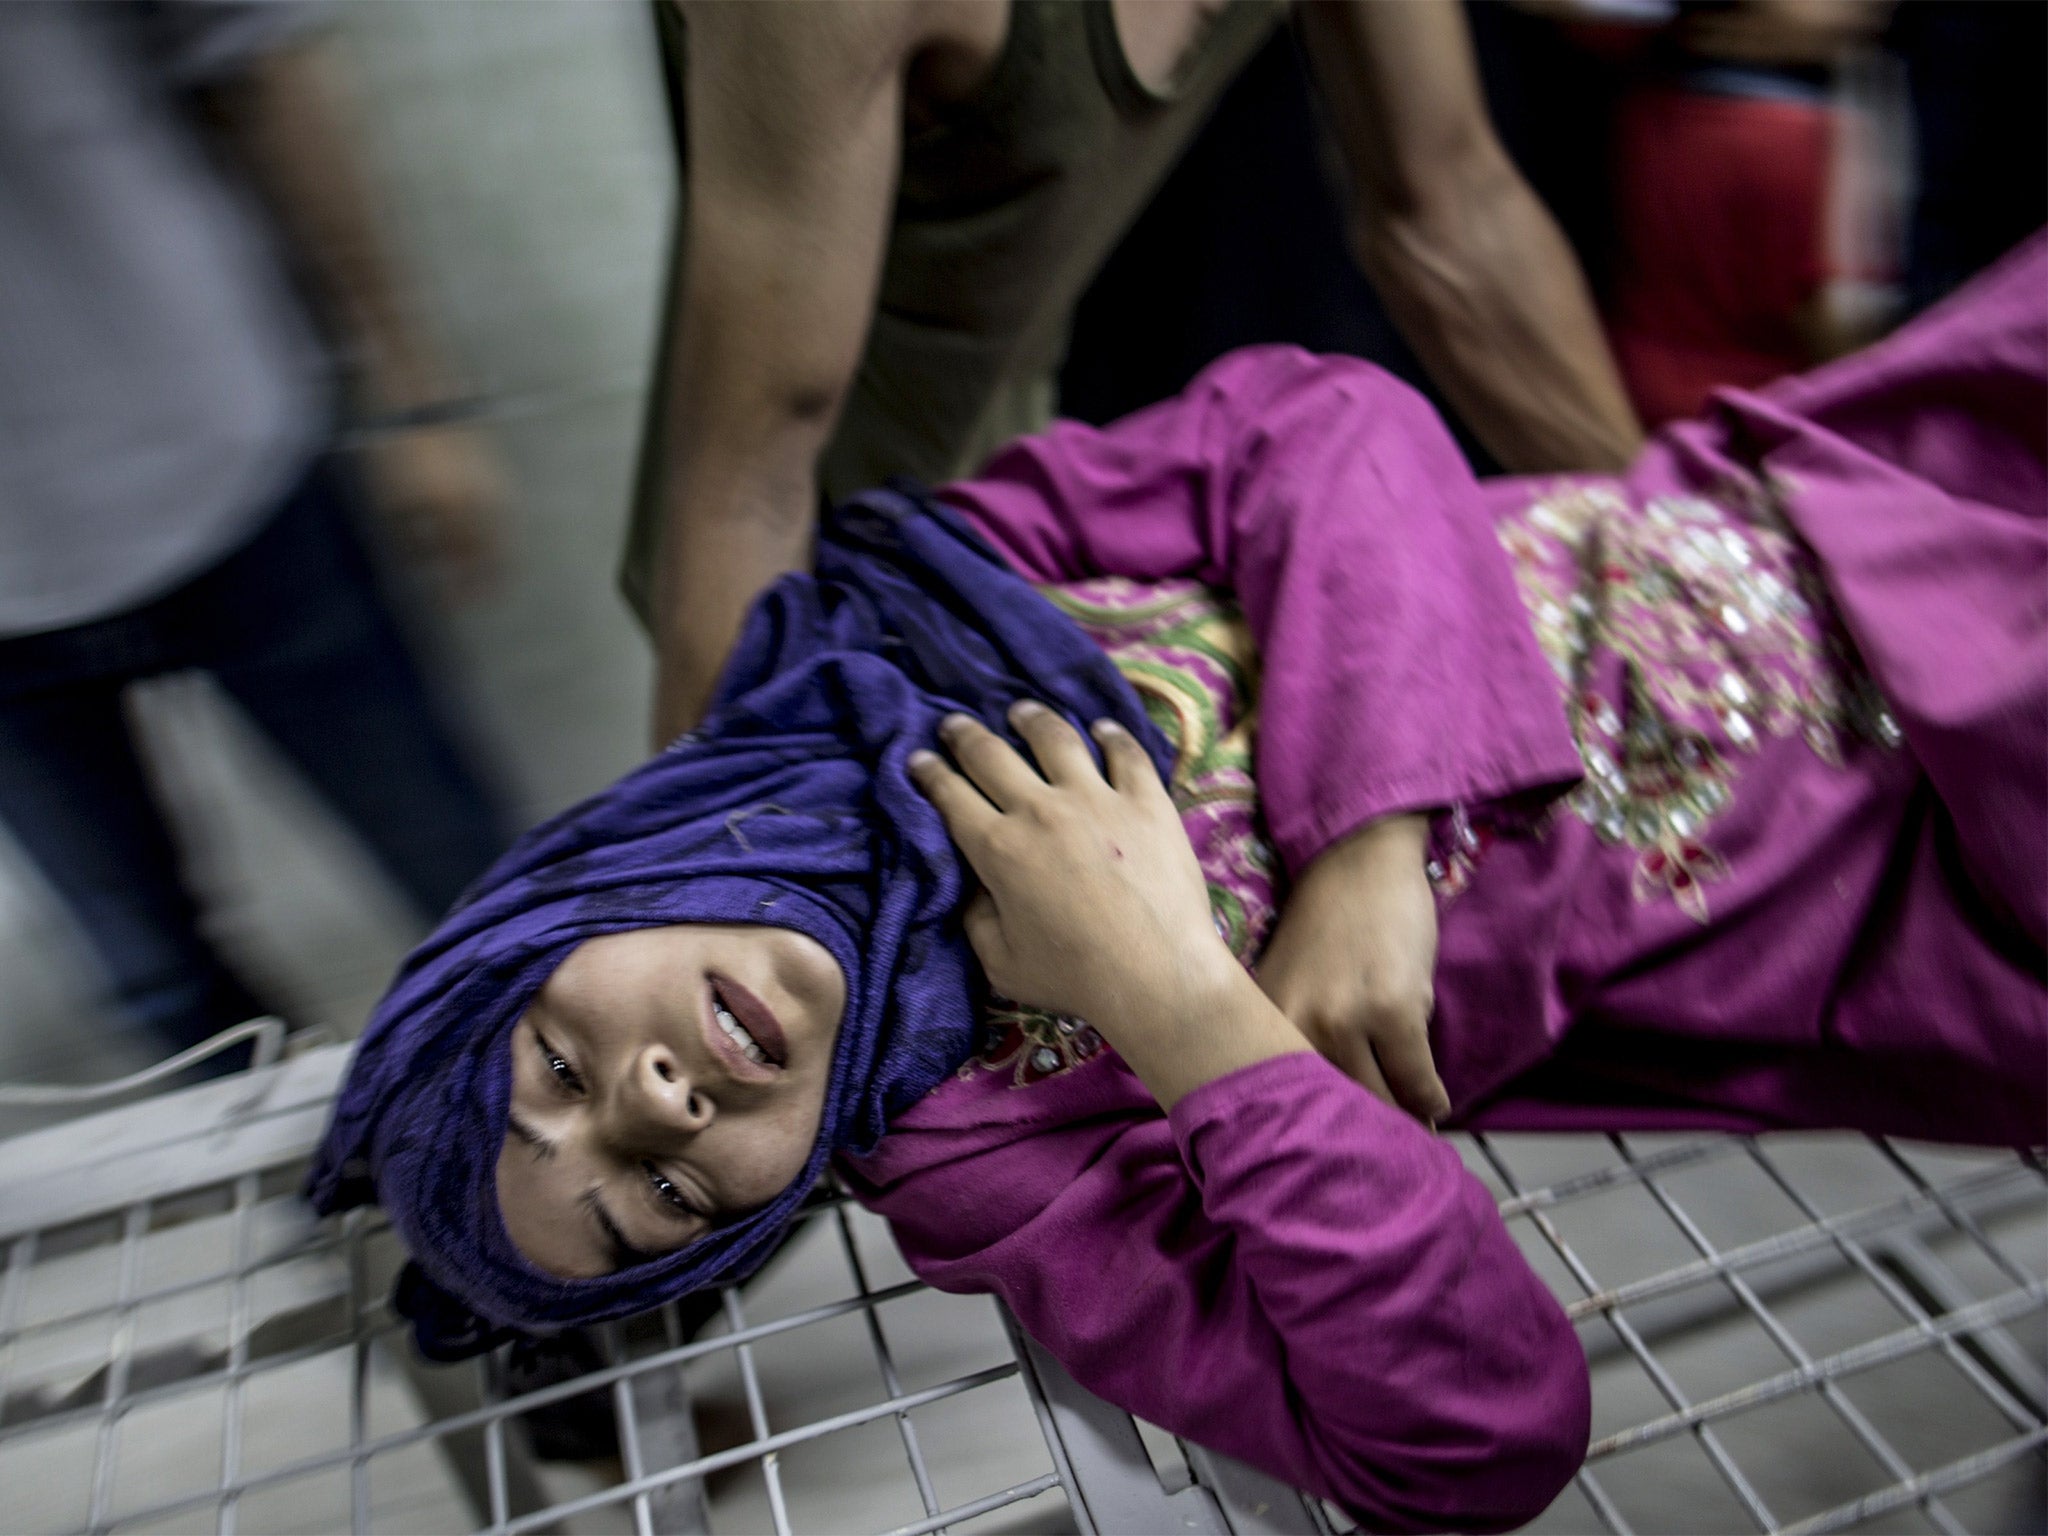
[312,237,2048,1533]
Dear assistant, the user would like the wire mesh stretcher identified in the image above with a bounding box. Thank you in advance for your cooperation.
[0,1045,2041,1535]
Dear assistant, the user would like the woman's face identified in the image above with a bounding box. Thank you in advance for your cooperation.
[495,923,846,1277]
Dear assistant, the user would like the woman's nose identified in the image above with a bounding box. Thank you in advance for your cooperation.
[625,1042,713,1135]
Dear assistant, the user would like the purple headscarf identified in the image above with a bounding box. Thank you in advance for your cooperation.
[307,488,1171,1350]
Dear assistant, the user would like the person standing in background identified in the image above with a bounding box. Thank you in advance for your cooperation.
[1601,0,1899,428]
[0,1,510,1064]
[625,0,1646,745]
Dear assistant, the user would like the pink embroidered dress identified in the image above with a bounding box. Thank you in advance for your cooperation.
[841,237,2048,1531]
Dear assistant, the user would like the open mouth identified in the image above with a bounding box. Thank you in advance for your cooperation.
[707,976,789,1072]
[712,993,770,1064]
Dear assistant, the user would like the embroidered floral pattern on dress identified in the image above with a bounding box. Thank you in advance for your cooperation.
[965,578,1283,1086]
[1424,805,1496,901]
[1495,478,1900,922]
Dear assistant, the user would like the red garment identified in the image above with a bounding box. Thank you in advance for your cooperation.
[1608,83,1835,427]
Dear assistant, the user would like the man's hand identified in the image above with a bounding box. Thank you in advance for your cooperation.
[1257,814,1449,1124]
[360,423,507,600]
[911,703,1313,1109]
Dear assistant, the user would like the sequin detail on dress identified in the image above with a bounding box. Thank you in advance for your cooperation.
[967,578,1282,1086]
[1495,478,1900,922]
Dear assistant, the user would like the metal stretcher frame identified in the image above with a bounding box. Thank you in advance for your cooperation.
[0,1043,2041,1536]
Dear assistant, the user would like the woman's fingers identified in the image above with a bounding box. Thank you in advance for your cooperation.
[1008,701,1098,786]
[1091,718,1165,800]
[908,748,1000,853]
[1329,1027,1397,1109]
[961,887,1004,972]
[932,707,1155,808]
[1292,992,1450,1127]
[1371,1008,1452,1125]
[938,713,1045,810]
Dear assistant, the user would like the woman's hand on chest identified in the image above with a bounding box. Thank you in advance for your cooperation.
[910,702,1312,1109]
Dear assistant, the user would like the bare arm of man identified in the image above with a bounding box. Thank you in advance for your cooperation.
[650,0,968,743]
[1297,0,1643,473]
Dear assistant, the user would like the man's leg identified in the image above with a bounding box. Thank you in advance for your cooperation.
[0,678,270,1054]
[192,458,509,922]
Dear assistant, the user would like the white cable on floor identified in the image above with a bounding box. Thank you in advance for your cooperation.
[0,1015,287,1105]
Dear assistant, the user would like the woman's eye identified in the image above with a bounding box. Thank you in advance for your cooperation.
[643,1162,704,1221]
[534,1032,584,1094]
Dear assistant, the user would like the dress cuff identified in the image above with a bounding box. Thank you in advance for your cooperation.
[1166,1051,1355,1167]
[1271,738,1584,876]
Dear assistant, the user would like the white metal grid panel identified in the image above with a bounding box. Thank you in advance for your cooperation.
[0,1045,2041,1535]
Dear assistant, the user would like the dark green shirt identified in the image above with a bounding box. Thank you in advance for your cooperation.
[622,0,1283,624]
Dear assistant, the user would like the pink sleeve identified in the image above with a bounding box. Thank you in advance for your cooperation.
[941,345,1581,873]
[860,1054,1590,1532]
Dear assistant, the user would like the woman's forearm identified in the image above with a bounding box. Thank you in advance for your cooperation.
[1094,952,1316,1113]
[866,1051,1591,1529]
[1168,1055,1592,1525]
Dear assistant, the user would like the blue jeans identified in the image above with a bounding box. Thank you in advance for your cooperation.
[0,456,508,1056]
